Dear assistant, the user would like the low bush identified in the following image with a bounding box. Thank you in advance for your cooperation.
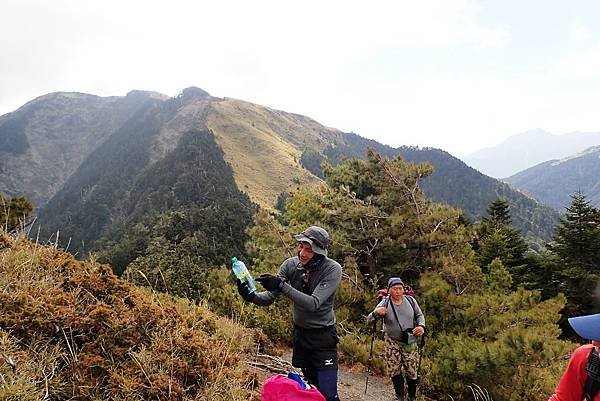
[0,235,260,400]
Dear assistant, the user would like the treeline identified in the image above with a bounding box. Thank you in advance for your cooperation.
[37,97,175,254]
[473,192,600,337]
[97,129,256,299]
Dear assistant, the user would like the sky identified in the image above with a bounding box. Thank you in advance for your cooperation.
[2,0,600,157]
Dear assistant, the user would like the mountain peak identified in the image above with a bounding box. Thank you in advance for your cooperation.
[177,87,211,100]
[505,129,554,143]
[125,90,169,101]
[21,92,98,109]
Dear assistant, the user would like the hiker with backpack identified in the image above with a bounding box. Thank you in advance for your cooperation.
[547,313,600,401]
[236,226,342,401]
[367,277,425,401]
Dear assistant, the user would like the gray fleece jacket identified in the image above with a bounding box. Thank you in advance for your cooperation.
[251,255,342,329]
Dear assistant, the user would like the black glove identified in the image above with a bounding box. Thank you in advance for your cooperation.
[256,274,284,292]
[236,279,255,302]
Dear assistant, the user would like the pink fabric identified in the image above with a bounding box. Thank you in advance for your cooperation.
[261,374,326,401]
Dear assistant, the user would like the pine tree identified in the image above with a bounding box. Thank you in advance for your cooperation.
[548,191,600,319]
[286,149,480,290]
[485,198,512,226]
[550,192,600,272]
[246,209,295,273]
[421,271,572,401]
[487,257,512,292]
[475,199,529,276]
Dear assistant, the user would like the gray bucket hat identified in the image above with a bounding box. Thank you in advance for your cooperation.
[294,226,330,256]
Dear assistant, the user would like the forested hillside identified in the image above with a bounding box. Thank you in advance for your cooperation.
[304,132,559,240]
[506,145,600,209]
[38,122,255,291]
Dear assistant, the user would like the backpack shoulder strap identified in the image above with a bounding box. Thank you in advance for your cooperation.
[389,299,404,331]
[585,347,600,401]
[406,295,423,327]
[405,295,416,312]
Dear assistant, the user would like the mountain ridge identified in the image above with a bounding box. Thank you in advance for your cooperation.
[506,145,600,209]
[0,90,167,207]
[464,129,600,178]
[0,88,560,255]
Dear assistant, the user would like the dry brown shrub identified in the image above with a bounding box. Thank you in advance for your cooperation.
[0,235,261,400]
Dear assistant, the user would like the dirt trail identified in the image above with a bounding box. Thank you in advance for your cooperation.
[338,361,395,400]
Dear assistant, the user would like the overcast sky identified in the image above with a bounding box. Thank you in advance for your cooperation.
[2,0,600,157]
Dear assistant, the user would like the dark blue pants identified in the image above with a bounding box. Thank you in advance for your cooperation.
[301,367,339,401]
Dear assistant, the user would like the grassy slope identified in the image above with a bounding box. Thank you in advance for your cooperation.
[207,98,322,208]
[0,233,260,400]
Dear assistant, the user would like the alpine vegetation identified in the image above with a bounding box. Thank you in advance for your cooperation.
[0,232,261,400]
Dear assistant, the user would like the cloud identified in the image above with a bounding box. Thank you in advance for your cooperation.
[0,0,510,129]
[12,0,600,158]
[558,43,600,79]
[569,22,590,43]
[0,1,508,81]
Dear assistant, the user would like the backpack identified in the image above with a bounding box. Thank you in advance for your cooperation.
[261,374,326,401]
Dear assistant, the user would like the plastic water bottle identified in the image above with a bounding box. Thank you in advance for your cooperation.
[231,257,257,293]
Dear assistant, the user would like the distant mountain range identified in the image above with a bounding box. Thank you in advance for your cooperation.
[463,129,600,178]
[505,145,600,210]
[0,88,560,270]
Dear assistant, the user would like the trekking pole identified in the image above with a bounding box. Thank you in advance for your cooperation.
[416,329,427,379]
[364,320,377,394]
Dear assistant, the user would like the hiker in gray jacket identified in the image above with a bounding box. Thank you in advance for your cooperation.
[367,277,425,401]
[236,226,342,401]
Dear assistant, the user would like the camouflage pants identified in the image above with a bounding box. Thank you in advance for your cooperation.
[384,335,419,380]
